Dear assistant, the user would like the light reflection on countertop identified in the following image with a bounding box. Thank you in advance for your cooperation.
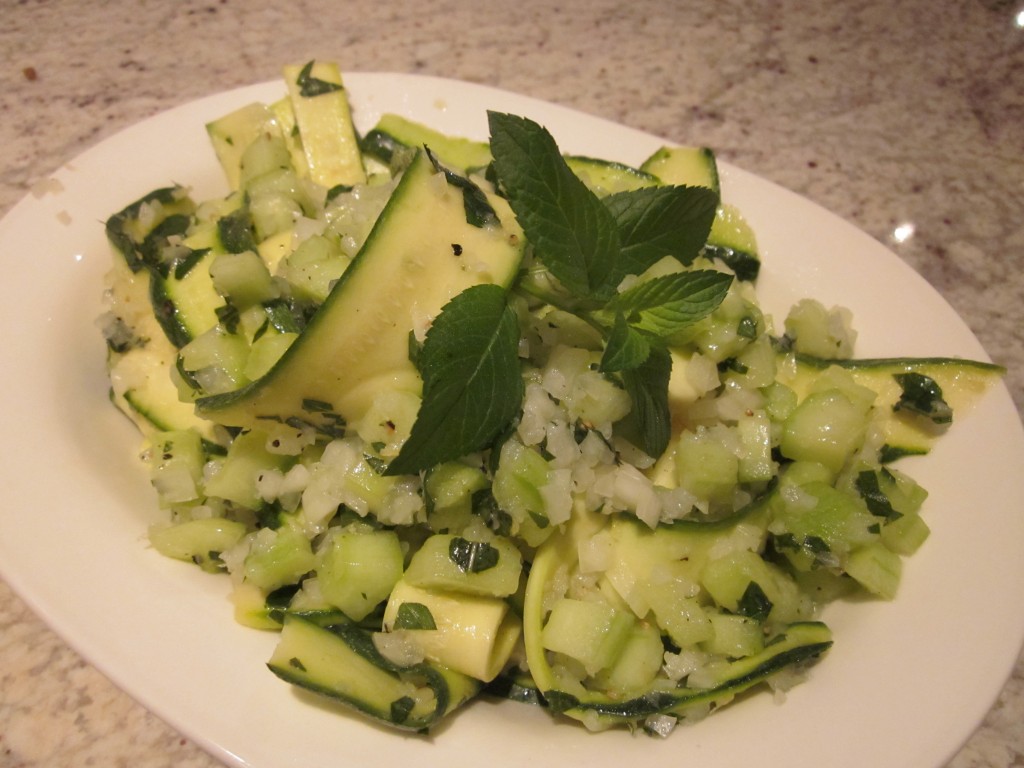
[892,222,916,244]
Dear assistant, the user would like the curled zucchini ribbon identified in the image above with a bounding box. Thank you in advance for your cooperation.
[268,616,481,731]
[521,502,833,729]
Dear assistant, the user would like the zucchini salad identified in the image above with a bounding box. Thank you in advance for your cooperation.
[98,61,1003,736]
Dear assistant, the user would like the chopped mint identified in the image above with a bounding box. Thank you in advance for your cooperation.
[893,372,953,425]
[393,602,437,630]
[296,60,345,98]
[448,537,500,573]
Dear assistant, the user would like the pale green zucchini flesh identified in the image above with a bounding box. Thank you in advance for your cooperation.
[195,149,524,432]
[780,353,1005,459]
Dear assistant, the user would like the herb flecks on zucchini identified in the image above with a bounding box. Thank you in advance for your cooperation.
[283,60,366,188]
[196,148,524,434]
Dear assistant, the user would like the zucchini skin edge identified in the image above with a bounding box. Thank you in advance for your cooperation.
[539,624,832,721]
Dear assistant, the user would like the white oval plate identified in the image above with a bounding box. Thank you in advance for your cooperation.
[0,73,1021,768]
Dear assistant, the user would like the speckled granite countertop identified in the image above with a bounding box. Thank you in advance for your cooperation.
[1,1,1022,766]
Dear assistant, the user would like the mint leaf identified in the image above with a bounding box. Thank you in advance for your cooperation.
[605,185,719,275]
[601,313,651,372]
[617,346,673,458]
[605,269,732,339]
[488,112,622,301]
[385,284,523,476]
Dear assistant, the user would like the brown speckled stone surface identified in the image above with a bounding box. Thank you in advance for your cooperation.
[1,1,1021,766]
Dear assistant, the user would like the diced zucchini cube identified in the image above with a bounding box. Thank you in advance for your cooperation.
[244,329,298,381]
[644,581,713,648]
[781,389,871,474]
[880,512,931,555]
[845,542,902,599]
[729,334,776,390]
[204,429,292,509]
[210,250,279,308]
[424,461,489,514]
[317,527,404,621]
[383,581,521,682]
[674,426,739,505]
[702,612,765,658]
[700,549,804,625]
[278,234,349,305]
[542,597,635,676]
[149,517,246,567]
[737,409,776,483]
[403,534,522,598]
[239,133,293,190]
[147,429,205,506]
[492,439,550,525]
[243,525,315,592]
[178,326,250,395]
[778,480,878,564]
[784,298,856,359]
[595,621,664,696]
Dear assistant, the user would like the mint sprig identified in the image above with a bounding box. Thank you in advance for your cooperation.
[385,284,524,476]
[486,110,731,458]
[394,113,732,472]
